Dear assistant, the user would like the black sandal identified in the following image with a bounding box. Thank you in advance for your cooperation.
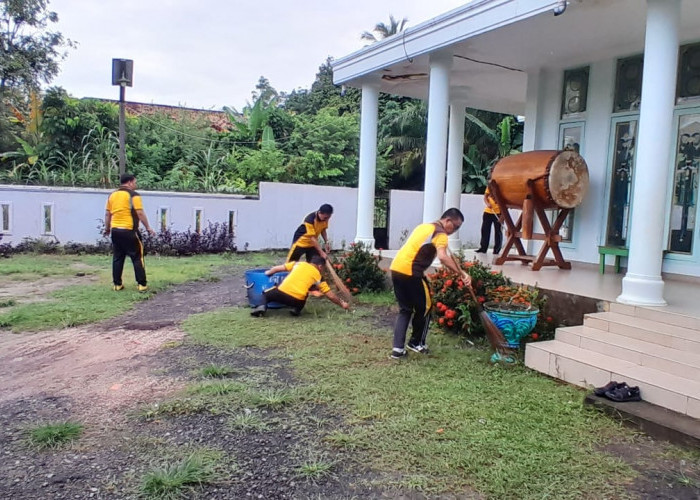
[605,385,641,402]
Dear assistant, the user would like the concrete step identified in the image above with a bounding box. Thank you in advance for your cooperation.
[584,394,700,450]
[583,311,700,354]
[525,340,700,418]
[556,325,700,382]
[609,302,700,331]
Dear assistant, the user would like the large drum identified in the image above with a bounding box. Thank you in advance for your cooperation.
[490,150,589,209]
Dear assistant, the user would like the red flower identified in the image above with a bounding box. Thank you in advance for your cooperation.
[447,320,454,327]
[546,316,553,322]
[531,333,539,340]
[445,279,453,287]
[346,278,351,283]
[438,317,445,325]
[477,296,485,303]
[445,309,456,319]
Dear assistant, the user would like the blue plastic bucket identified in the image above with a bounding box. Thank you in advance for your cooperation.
[244,268,289,309]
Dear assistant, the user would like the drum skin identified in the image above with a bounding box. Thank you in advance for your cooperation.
[490,150,589,209]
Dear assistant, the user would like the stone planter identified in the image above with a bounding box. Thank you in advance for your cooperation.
[483,301,539,349]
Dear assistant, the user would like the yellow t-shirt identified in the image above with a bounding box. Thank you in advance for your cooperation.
[291,212,329,248]
[390,223,448,277]
[105,189,144,230]
[278,261,331,300]
[484,187,500,215]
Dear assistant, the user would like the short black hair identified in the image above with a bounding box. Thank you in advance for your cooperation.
[441,207,464,222]
[318,204,334,215]
[120,173,135,185]
[310,255,326,266]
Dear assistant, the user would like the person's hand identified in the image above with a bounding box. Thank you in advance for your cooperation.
[341,301,350,310]
[103,228,110,237]
[324,242,331,253]
[264,270,272,276]
[309,290,323,297]
[148,228,156,236]
[320,250,328,260]
[461,271,472,288]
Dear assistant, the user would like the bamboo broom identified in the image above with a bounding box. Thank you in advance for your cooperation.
[449,253,515,361]
[325,259,354,304]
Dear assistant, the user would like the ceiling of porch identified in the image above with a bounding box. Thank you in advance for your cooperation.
[333,0,700,115]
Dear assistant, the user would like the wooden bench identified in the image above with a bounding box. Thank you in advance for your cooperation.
[598,246,628,274]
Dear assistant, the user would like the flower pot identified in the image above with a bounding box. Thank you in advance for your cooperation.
[483,301,539,348]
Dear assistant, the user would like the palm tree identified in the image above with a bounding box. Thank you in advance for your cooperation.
[361,15,408,42]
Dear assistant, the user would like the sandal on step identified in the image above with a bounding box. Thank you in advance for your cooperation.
[605,385,641,402]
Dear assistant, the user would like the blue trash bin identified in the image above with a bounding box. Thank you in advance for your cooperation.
[244,268,289,309]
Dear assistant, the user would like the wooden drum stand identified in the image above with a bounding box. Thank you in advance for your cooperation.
[489,179,572,271]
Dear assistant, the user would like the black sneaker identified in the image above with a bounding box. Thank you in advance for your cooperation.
[289,308,302,317]
[389,349,407,360]
[250,305,267,317]
[406,343,429,355]
[475,249,487,254]
[594,381,625,397]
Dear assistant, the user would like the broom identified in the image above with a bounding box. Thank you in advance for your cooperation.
[324,258,354,304]
[449,253,515,361]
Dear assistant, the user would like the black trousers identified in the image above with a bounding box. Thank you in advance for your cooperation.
[286,243,319,263]
[391,272,432,351]
[111,228,147,286]
[263,287,307,311]
[479,212,502,253]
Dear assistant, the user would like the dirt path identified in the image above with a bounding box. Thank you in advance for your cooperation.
[0,267,247,425]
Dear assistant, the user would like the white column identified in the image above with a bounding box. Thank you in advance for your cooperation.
[354,82,380,248]
[617,0,680,306]
[422,51,452,222]
[445,100,466,251]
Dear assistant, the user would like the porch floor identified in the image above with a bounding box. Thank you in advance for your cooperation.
[377,248,700,318]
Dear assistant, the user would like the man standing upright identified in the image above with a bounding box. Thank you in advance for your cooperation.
[475,186,502,254]
[287,204,333,262]
[103,173,156,292]
[389,208,471,359]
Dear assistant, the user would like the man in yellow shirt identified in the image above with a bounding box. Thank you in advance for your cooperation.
[475,187,502,254]
[103,174,156,292]
[389,208,471,359]
[287,204,333,262]
[251,255,349,317]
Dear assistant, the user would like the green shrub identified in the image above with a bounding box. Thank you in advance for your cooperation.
[332,242,387,294]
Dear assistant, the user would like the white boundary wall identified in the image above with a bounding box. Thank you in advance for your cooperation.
[0,183,489,252]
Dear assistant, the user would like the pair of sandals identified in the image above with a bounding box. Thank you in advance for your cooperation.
[593,381,641,402]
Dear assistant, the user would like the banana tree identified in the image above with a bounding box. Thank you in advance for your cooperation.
[224,95,276,150]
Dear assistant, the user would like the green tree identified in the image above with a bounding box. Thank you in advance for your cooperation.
[0,0,72,152]
[361,15,408,42]
[282,58,360,116]
[0,0,71,92]
[378,99,427,190]
[286,106,361,186]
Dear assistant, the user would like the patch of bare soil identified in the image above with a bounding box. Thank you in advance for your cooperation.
[0,275,100,304]
[0,264,697,499]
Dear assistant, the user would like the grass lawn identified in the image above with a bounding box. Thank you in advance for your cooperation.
[183,294,689,499]
[0,252,275,332]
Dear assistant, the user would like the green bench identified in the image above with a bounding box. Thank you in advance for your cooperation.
[598,246,628,274]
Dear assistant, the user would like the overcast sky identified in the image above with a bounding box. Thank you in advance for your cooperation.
[47,0,465,111]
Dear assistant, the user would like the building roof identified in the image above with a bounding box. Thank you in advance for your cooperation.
[332,0,700,115]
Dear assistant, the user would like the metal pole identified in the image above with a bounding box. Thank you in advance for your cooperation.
[118,83,126,175]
